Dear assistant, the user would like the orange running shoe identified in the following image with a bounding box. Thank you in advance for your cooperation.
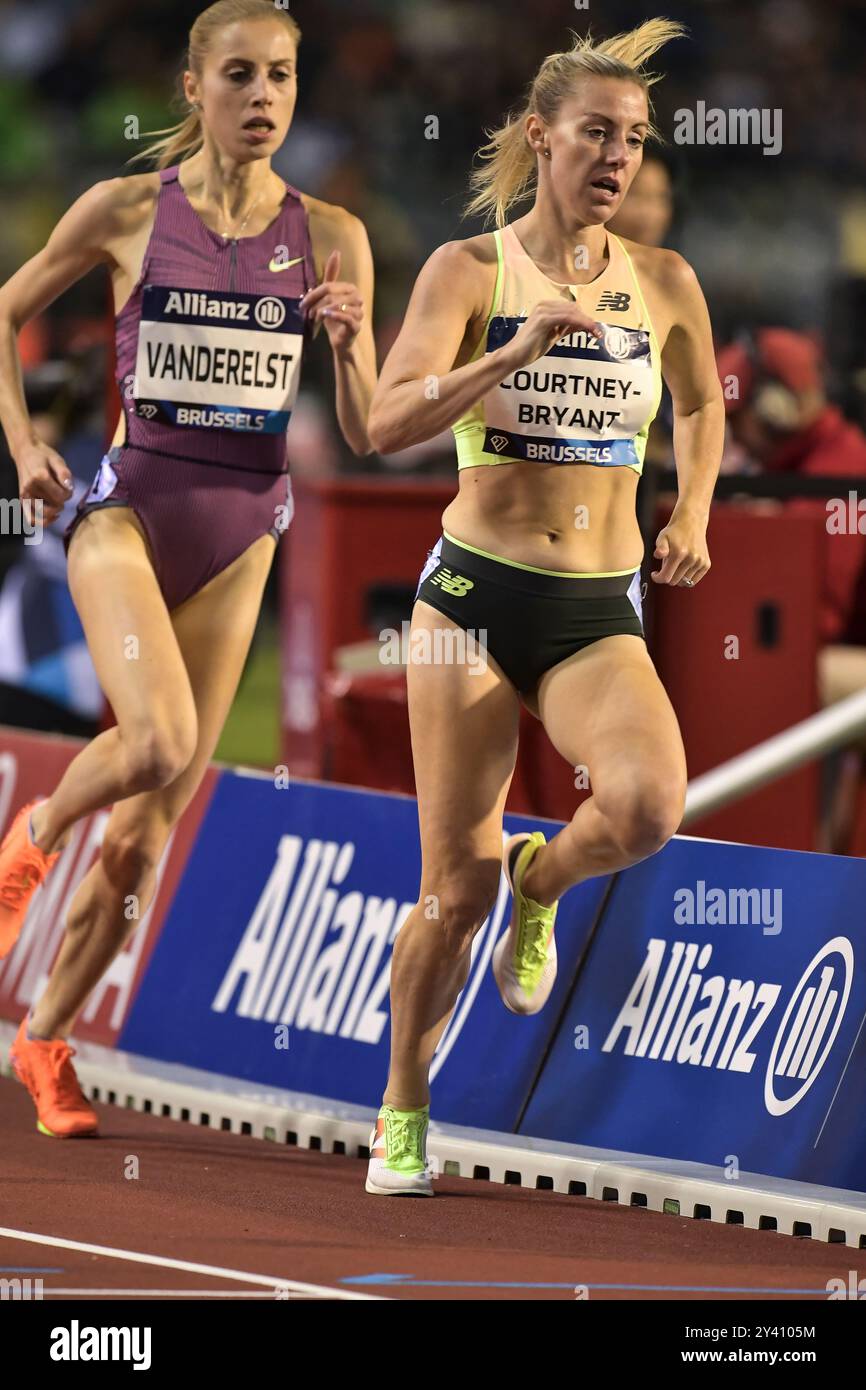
[10,1016,99,1138]
[0,800,62,958]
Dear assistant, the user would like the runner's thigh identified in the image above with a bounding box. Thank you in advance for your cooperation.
[408,599,521,890]
[66,508,196,748]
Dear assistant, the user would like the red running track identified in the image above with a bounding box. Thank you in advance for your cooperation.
[1,1077,862,1302]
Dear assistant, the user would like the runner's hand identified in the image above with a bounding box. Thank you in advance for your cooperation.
[500,299,604,373]
[302,250,364,354]
[14,440,74,527]
[651,510,711,588]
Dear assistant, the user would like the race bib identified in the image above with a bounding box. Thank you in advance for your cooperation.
[133,286,304,433]
[483,317,654,465]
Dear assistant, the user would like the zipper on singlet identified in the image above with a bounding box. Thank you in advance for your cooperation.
[229,237,238,292]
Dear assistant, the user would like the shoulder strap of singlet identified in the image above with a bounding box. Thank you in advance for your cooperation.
[124,165,180,291]
[608,231,664,429]
[464,229,504,365]
[490,227,505,314]
[284,184,317,299]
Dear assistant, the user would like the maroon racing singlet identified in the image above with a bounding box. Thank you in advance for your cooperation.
[63,164,317,610]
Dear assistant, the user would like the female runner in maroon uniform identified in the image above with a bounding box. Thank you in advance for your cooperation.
[0,0,376,1136]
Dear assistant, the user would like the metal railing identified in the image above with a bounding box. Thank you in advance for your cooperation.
[636,463,866,824]
[682,687,866,825]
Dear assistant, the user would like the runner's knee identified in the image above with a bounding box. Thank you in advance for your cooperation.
[121,719,198,792]
[424,867,502,955]
[99,824,169,893]
[599,778,686,858]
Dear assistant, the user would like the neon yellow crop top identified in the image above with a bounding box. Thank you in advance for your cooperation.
[452,224,663,474]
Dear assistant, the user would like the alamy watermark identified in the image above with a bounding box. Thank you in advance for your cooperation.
[1,1277,43,1300]
[674,880,782,936]
[826,492,866,535]
[379,621,488,675]
[0,497,43,544]
[673,102,782,157]
[50,1321,151,1369]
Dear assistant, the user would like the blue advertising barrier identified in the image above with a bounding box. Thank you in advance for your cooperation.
[520,835,866,1191]
[119,773,609,1132]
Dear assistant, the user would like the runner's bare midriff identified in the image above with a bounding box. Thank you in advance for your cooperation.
[442,458,643,573]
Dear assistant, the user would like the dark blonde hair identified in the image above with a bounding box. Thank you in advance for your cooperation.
[129,0,301,170]
[465,18,686,227]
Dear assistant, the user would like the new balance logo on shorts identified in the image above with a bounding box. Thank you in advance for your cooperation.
[429,568,474,597]
[596,291,631,312]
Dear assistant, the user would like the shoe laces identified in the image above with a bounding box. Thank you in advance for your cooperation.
[515,911,553,992]
[0,846,46,909]
[518,912,552,965]
[386,1112,426,1161]
[40,1041,87,1107]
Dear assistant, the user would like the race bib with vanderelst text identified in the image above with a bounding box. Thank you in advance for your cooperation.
[482,317,655,465]
[132,286,304,434]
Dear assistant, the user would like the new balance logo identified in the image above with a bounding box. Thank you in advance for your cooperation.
[596,291,631,312]
[268,255,305,272]
[429,568,474,597]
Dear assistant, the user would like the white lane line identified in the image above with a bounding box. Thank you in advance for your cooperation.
[42,1289,311,1298]
[0,1228,384,1301]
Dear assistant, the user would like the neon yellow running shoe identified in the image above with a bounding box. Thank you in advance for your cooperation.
[493,832,559,1015]
[365,1104,434,1196]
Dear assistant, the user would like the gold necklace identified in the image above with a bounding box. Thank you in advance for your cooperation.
[219,186,265,240]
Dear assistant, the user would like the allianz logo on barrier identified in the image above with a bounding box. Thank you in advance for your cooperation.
[603,936,853,1115]
[210,833,510,1072]
[211,837,408,1042]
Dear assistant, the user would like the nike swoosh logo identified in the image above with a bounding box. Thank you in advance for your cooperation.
[268,255,305,272]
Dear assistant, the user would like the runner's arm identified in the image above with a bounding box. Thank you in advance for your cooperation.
[0,180,122,460]
[658,250,724,522]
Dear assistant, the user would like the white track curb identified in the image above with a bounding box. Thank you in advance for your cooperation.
[2,1022,864,1247]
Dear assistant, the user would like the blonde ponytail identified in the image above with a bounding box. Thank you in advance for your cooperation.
[127,109,205,172]
[127,0,301,170]
[465,18,686,227]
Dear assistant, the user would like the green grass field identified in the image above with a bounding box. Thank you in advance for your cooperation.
[213,613,281,771]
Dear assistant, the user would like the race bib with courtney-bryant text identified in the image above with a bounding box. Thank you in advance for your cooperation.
[482,316,655,466]
[132,286,304,434]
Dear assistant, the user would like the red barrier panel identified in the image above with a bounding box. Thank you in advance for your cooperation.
[0,727,218,1043]
[650,505,823,850]
[320,669,540,814]
[281,477,452,778]
[282,482,826,846]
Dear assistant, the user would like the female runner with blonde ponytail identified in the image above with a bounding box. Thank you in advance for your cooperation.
[365,20,723,1196]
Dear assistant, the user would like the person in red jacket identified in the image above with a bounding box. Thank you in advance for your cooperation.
[717,328,866,850]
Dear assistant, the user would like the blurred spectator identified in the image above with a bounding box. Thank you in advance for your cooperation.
[4,0,866,841]
[609,150,683,478]
[0,356,106,738]
[717,327,866,851]
[608,150,677,249]
[717,329,866,646]
[1,0,865,475]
